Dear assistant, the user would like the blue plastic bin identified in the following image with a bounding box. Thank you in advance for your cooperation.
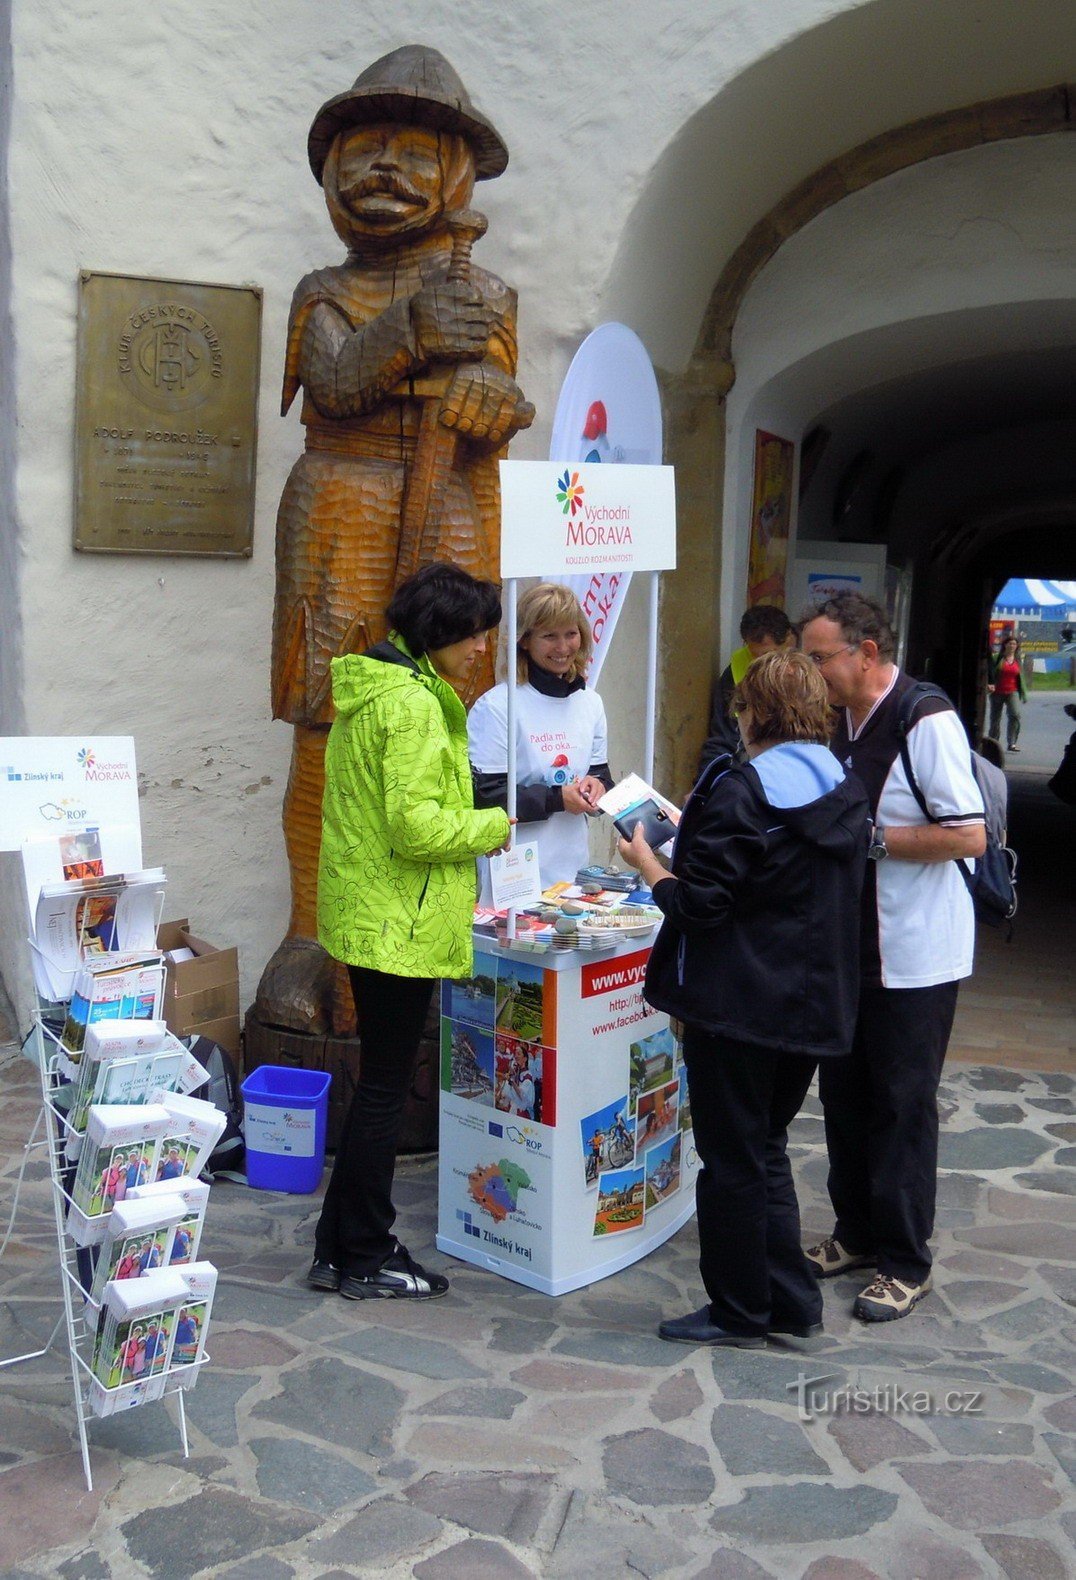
[241,1065,331,1193]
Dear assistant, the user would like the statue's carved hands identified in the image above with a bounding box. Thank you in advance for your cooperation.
[411,280,494,364]
[440,364,535,447]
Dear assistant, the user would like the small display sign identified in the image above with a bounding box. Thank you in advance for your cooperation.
[499,460,676,580]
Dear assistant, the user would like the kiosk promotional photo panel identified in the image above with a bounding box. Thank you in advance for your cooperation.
[437,945,699,1296]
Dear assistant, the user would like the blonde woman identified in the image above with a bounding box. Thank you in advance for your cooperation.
[468,583,613,887]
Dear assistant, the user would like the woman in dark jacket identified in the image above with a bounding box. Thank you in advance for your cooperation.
[620,649,869,1347]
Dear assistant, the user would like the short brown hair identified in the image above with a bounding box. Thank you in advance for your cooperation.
[733,649,834,746]
[740,605,791,645]
[515,583,593,683]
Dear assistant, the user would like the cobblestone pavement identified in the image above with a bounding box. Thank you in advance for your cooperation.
[0,1050,1072,1580]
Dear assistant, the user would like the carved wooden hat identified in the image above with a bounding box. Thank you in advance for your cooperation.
[308,45,509,184]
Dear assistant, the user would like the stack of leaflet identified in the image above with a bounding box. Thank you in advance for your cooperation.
[149,1092,226,1183]
[86,1260,218,1417]
[59,952,166,1065]
[169,1262,217,1390]
[28,861,167,1005]
[66,1021,209,1147]
[128,1176,210,1269]
[88,1194,187,1305]
[67,1103,172,1245]
[87,1267,188,1416]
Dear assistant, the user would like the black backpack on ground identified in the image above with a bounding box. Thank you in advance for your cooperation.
[896,682,1018,936]
[188,1036,246,1178]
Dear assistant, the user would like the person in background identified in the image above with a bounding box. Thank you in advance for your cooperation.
[987,635,1026,751]
[308,563,511,1302]
[469,583,613,889]
[698,606,793,772]
[799,593,985,1322]
[622,649,869,1348]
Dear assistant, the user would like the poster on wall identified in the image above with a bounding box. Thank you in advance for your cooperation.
[548,323,664,681]
[747,431,795,607]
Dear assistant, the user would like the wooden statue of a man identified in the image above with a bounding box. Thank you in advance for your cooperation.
[262,46,532,1029]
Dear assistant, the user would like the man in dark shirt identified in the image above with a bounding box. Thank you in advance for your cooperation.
[698,606,792,773]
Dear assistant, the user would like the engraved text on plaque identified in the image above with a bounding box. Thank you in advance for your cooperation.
[75,271,262,557]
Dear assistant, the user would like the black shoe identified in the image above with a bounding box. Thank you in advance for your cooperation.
[767,1320,825,1347]
[307,1259,341,1293]
[339,1242,449,1301]
[658,1306,766,1347]
[768,1319,824,1340]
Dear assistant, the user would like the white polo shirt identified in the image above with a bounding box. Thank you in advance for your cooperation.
[834,670,985,989]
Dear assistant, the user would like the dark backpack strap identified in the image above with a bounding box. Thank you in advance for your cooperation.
[896,684,977,901]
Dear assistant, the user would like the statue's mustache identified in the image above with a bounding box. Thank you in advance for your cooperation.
[344,171,427,205]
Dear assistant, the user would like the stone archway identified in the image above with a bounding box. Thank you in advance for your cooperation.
[657,86,1074,798]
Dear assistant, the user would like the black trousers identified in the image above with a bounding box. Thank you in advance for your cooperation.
[313,966,435,1277]
[818,979,959,1284]
[683,1028,822,1336]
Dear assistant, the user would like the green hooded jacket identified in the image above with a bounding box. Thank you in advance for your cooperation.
[317,635,510,980]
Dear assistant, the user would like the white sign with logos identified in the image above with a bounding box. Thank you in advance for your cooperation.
[488,841,543,910]
[499,460,676,580]
[0,737,141,852]
[243,1102,317,1158]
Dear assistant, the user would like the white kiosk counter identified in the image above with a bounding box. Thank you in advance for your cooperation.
[436,933,698,1296]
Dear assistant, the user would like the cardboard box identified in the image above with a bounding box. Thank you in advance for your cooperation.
[157,920,240,1059]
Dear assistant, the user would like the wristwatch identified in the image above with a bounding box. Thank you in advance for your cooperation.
[867,825,889,862]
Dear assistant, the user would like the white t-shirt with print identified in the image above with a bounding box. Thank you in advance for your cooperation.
[468,681,608,888]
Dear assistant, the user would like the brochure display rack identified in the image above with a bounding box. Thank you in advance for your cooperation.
[1,1018,212,1490]
[436,933,698,1295]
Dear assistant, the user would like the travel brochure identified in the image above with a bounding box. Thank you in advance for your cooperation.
[88,1193,188,1306]
[87,1260,215,1416]
[59,953,166,1058]
[67,1020,207,1140]
[21,826,161,1001]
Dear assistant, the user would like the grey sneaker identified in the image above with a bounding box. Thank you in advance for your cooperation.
[854,1272,932,1322]
[804,1236,875,1278]
[339,1242,449,1301]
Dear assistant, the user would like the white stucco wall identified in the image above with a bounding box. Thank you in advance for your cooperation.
[722,132,1076,651]
[3,0,1075,1024]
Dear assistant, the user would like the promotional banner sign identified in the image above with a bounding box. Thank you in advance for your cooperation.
[498,461,675,582]
[0,738,141,852]
[548,323,664,680]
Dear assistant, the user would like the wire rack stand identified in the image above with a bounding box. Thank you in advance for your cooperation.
[0,1017,207,1491]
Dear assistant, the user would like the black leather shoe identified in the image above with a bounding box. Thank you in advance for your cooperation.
[658,1306,766,1347]
[307,1259,341,1292]
[768,1320,825,1342]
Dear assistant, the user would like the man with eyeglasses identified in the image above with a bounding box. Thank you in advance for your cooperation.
[799,593,985,1322]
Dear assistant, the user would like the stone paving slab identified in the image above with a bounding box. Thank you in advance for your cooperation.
[0,1054,1073,1578]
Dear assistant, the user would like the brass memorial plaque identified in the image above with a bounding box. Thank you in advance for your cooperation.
[75,271,262,557]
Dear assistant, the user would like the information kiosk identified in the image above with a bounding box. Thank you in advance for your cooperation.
[436,934,698,1295]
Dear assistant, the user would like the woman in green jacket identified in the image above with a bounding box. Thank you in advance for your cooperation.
[309,563,510,1301]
